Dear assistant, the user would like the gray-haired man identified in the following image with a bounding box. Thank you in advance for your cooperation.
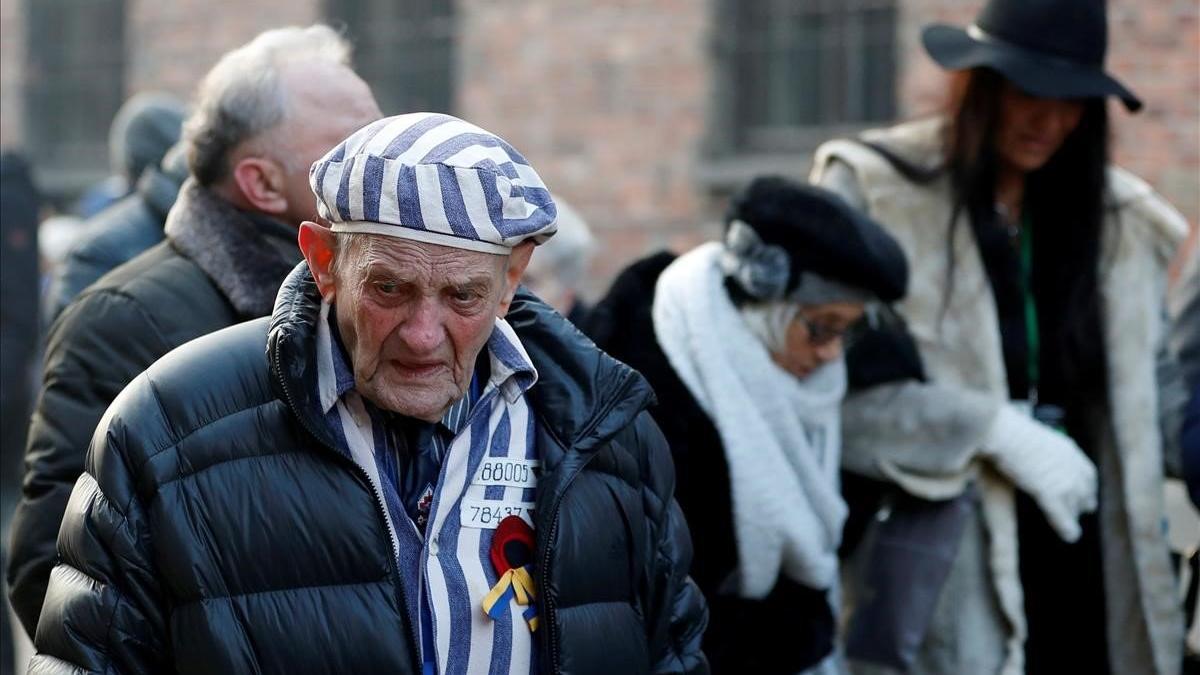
[7,24,381,638]
[30,112,707,674]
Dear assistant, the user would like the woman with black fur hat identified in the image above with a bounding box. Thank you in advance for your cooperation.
[810,0,1189,673]
[583,176,908,674]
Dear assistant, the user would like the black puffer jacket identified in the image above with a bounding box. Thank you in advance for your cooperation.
[29,264,708,674]
[583,252,834,674]
[7,180,299,638]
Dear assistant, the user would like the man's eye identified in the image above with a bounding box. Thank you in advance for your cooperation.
[375,281,399,295]
[452,290,478,303]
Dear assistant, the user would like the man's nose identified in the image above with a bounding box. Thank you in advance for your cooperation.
[397,298,444,354]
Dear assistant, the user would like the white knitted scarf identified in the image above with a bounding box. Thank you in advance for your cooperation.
[653,243,849,598]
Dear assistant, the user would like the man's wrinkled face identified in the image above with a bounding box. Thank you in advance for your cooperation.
[330,236,512,421]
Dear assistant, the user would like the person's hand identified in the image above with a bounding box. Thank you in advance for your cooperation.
[980,404,1098,542]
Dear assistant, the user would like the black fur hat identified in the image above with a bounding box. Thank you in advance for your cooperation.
[723,176,908,304]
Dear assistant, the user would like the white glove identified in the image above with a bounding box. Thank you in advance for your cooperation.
[980,404,1098,542]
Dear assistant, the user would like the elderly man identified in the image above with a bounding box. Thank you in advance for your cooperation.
[30,113,708,674]
[7,24,381,638]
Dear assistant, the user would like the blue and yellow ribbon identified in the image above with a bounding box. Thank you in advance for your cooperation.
[481,565,539,632]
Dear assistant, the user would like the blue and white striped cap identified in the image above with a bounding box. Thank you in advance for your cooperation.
[309,113,557,255]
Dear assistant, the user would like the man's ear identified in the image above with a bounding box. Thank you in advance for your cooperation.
[497,241,535,316]
[299,221,338,301]
[231,157,288,215]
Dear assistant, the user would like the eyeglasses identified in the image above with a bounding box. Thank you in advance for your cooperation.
[799,314,866,350]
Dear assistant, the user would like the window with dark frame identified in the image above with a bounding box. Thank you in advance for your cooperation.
[325,0,456,117]
[712,0,898,156]
[24,0,126,188]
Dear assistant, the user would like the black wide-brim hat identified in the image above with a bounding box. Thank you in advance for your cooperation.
[922,0,1143,112]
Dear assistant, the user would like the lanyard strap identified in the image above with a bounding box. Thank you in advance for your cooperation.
[1018,212,1039,394]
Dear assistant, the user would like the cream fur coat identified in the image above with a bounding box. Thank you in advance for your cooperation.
[811,118,1187,675]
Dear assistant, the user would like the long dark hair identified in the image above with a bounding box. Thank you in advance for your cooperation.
[942,67,1110,399]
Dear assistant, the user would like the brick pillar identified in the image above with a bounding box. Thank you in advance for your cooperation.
[457,0,714,293]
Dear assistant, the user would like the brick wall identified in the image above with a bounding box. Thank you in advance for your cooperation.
[127,0,321,97]
[1,0,1194,285]
[0,0,323,155]
[457,0,715,291]
[1107,0,1200,227]
[896,0,977,115]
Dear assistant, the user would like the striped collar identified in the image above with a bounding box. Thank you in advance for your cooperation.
[315,301,538,427]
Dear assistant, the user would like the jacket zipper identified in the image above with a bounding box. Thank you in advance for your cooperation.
[271,347,421,661]
[540,508,564,673]
[537,374,640,674]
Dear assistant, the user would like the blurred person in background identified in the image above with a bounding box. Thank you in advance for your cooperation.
[36,214,86,325]
[28,112,708,675]
[0,150,41,675]
[520,196,595,324]
[810,0,1188,673]
[43,139,189,324]
[1171,243,1200,661]
[35,217,84,276]
[5,23,382,638]
[1174,246,1200,507]
[74,92,185,219]
[585,177,908,674]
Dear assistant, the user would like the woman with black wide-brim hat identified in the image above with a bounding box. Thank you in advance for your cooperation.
[811,0,1188,673]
